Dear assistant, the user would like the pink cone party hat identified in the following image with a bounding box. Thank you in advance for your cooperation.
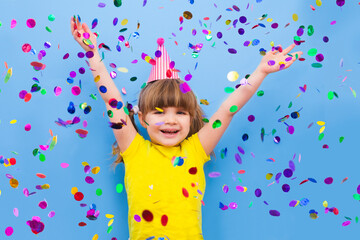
[147,38,179,83]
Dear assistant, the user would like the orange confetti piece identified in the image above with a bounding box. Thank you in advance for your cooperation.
[238,170,246,174]
[49,129,53,137]
[4,61,8,69]
[341,177,348,184]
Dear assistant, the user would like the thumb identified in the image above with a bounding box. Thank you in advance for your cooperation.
[82,23,92,34]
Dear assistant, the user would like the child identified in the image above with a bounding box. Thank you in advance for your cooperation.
[70,15,302,240]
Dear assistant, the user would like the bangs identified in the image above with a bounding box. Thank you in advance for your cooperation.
[139,79,197,116]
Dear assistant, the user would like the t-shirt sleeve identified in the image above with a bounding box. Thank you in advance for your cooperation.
[119,132,145,159]
[188,132,211,164]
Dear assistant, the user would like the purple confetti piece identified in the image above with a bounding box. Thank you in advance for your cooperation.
[235,153,242,164]
[289,200,298,207]
[208,172,221,178]
[98,2,106,8]
[228,48,237,54]
[85,176,95,184]
[143,0,147,7]
[255,188,262,197]
[269,210,280,217]
[237,146,245,154]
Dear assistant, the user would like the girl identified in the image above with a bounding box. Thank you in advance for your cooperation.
[70,15,302,240]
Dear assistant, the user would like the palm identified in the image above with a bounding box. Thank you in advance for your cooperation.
[70,16,98,52]
[259,44,303,74]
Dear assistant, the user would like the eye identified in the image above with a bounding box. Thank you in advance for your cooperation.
[177,111,187,115]
[154,111,163,114]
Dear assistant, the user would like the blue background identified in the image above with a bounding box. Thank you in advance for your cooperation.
[1,0,359,239]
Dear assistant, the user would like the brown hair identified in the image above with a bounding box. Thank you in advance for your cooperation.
[111,78,215,168]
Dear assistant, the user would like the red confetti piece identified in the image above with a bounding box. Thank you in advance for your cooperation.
[182,188,189,198]
[74,192,84,201]
[161,215,168,226]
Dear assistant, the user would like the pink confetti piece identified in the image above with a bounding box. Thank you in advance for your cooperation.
[60,162,69,168]
[10,19,17,28]
[13,208,19,217]
[48,211,55,218]
[208,172,221,178]
[330,20,336,25]
[5,226,13,236]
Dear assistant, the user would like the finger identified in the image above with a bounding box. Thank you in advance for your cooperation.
[286,51,303,60]
[82,23,92,35]
[282,43,296,56]
[270,45,282,55]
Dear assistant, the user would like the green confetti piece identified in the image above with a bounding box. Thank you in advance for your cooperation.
[356,216,359,223]
[90,94,97,100]
[307,25,314,36]
[48,14,55,21]
[11,151,19,155]
[294,36,301,41]
[33,148,39,156]
[328,91,334,100]
[339,136,344,143]
[49,139,56,151]
[311,63,322,68]
[192,52,199,58]
[333,91,338,98]
[229,105,238,113]
[39,153,46,162]
[237,177,242,183]
[272,129,276,135]
[124,107,129,115]
[308,48,317,56]
[295,53,299,59]
[275,105,281,111]
[205,35,212,41]
[212,119,222,129]
[96,188,103,196]
[288,101,292,108]
[40,89,47,95]
[107,225,113,233]
[119,28,127,32]
[345,217,352,221]
[248,201,253,208]
[140,82,147,89]
[318,133,324,141]
[257,90,264,96]
[211,42,216,47]
[224,87,234,93]
[130,76,137,81]
[202,118,209,123]
[114,0,122,7]
[0,21,2,27]
[204,23,208,28]
[116,183,123,193]
[107,110,113,118]
[45,26,52,32]
[353,194,360,200]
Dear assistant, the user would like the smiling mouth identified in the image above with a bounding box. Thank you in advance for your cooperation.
[160,130,179,134]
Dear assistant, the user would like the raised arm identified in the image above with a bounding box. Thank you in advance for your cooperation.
[198,44,303,156]
[70,16,137,153]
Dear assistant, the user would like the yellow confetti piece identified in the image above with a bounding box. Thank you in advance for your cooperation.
[92,234,99,240]
[41,184,50,189]
[105,214,114,218]
[117,67,129,73]
[0,190,1,196]
[292,13,299,22]
[10,119,17,124]
[323,200,328,208]
[121,19,128,26]
[295,93,301,98]
[316,0,322,6]
[155,107,163,112]
[91,166,100,174]
[316,121,325,126]
[266,173,273,180]
[225,19,231,25]
[227,71,239,82]
[266,18,273,22]
[81,161,89,166]
[319,126,325,134]
[4,67,12,83]
[108,218,114,226]
[270,41,275,47]
[94,75,100,82]
[71,187,78,195]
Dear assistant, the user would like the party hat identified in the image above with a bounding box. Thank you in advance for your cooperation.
[147,38,179,83]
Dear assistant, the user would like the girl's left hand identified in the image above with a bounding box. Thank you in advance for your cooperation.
[257,43,303,75]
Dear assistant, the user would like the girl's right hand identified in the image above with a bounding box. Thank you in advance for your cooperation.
[70,15,98,53]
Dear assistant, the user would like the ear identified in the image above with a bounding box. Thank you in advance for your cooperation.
[137,111,147,128]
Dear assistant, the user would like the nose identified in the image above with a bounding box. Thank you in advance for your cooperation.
[164,113,177,124]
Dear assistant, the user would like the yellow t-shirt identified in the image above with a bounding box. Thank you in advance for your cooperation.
[120,132,211,240]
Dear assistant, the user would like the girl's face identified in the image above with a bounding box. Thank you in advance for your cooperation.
[138,106,191,147]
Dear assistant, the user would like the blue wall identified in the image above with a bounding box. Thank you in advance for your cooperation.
[1,0,359,239]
